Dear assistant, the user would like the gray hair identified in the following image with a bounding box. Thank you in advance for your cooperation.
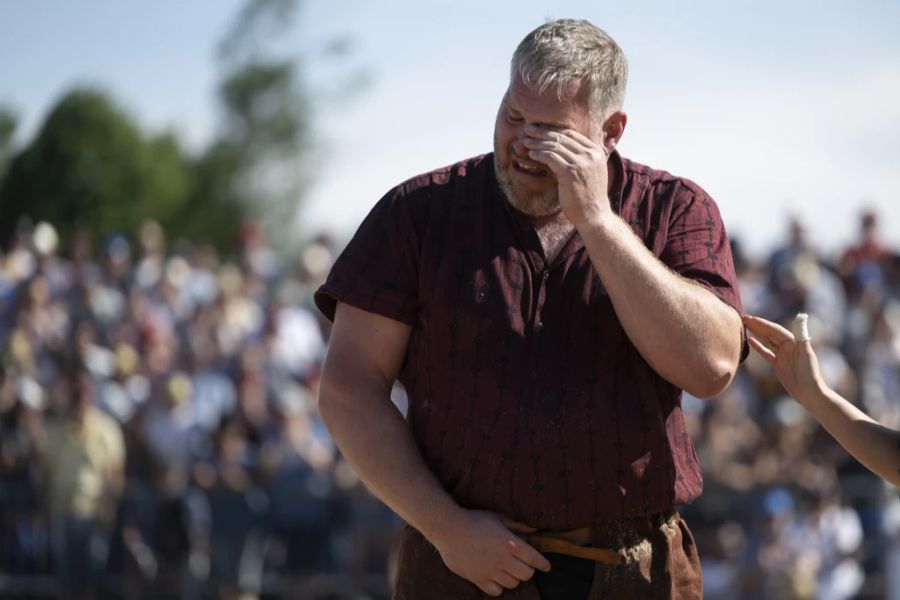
[511,19,628,121]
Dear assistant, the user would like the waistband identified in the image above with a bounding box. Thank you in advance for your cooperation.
[524,510,680,566]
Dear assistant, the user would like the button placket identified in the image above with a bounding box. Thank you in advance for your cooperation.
[533,268,550,334]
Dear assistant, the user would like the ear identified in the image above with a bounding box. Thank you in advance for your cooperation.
[601,111,627,153]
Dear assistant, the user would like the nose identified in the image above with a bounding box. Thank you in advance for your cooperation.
[511,127,528,159]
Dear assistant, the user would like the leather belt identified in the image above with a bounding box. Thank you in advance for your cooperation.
[523,526,621,565]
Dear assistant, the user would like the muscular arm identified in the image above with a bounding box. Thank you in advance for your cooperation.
[318,302,456,540]
[318,302,549,595]
[524,123,742,398]
[577,216,743,398]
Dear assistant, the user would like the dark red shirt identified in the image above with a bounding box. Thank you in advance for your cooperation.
[316,151,745,530]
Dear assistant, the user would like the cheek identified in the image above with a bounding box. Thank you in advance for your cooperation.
[493,123,516,155]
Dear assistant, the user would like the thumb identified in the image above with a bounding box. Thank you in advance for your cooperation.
[801,341,821,372]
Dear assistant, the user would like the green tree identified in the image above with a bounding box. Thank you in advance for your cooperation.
[0,89,190,244]
[173,140,246,251]
[0,0,359,252]
[194,0,315,251]
[0,107,16,189]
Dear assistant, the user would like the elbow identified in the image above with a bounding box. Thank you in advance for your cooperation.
[681,300,744,399]
[682,322,743,399]
[316,367,394,431]
[683,357,738,400]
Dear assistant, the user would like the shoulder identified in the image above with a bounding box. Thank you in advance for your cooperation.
[387,154,494,207]
[620,155,713,205]
[88,410,124,444]
[365,153,496,229]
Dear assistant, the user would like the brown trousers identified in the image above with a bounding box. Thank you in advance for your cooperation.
[393,511,703,599]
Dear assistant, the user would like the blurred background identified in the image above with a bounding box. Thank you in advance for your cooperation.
[1,0,899,598]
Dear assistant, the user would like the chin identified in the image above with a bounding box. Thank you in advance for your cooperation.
[495,162,559,217]
[511,195,560,217]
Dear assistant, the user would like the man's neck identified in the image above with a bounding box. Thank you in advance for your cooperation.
[530,211,575,264]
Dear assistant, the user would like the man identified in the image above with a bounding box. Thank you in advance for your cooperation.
[316,19,745,599]
[39,365,125,599]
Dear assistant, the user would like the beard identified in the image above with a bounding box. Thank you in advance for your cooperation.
[493,139,560,217]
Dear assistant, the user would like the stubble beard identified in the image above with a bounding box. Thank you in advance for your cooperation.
[493,141,560,218]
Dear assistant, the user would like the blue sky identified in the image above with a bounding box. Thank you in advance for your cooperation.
[2,0,899,258]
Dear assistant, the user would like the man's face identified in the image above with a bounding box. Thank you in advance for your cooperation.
[493,76,599,217]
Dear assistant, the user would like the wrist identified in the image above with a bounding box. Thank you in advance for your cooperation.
[421,503,468,550]
[794,378,830,407]
[571,204,621,236]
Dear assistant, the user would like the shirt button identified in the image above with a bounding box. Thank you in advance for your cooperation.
[535,321,544,333]
[542,270,550,280]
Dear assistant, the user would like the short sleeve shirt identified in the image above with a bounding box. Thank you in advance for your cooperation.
[42,409,125,519]
[316,151,745,530]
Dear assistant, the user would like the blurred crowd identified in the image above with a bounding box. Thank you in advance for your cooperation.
[1,210,899,600]
[0,219,398,600]
[684,211,900,599]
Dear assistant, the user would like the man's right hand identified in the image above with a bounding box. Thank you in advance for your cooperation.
[431,509,552,597]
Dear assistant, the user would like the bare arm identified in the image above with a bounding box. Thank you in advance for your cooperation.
[576,215,742,398]
[318,302,549,596]
[525,123,743,398]
[745,314,900,486]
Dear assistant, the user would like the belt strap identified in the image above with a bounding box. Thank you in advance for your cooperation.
[523,527,621,565]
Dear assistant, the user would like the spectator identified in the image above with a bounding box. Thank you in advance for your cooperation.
[1,210,895,598]
[37,365,125,599]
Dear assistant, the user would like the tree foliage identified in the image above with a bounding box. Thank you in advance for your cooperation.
[0,0,336,253]
[199,0,313,251]
[0,89,190,244]
[0,107,16,179]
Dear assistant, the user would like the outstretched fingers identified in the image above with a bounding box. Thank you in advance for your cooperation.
[748,335,777,364]
[743,315,796,347]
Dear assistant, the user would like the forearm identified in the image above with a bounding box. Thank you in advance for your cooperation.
[318,380,464,544]
[577,214,742,398]
[798,384,900,486]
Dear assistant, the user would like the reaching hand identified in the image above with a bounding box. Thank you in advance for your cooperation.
[743,314,826,403]
[745,313,900,487]
[431,509,551,597]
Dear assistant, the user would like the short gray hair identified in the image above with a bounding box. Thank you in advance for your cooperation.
[511,19,628,120]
